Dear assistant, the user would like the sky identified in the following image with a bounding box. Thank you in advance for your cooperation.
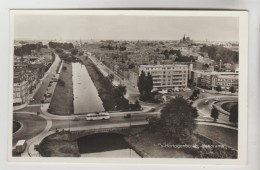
[14,14,239,42]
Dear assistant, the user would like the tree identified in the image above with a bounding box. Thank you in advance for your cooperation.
[144,72,154,100]
[229,86,236,93]
[138,71,154,101]
[111,85,129,110]
[55,48,63,54]
[216,85,222,92]
[138,71,146,99]
[211,106,219,121]
[191,107,199,118]
[190,89,200,100]
[160,96,197,144]
[134,100,141,110]
[129,63,135,69]
[107,74,114,82]
[70,48,78,55]
[229,104,238,124]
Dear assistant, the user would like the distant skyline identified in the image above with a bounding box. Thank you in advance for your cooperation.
[14,15,239,42]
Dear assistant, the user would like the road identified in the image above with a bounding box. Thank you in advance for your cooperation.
[86,53,140,103]
[194,95,238,123]
[30,53,61,104]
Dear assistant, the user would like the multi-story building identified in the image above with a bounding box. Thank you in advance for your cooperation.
[13,69,30,105]
[191,70,239,91]
[211,73,238,91]
[139,64,188,91]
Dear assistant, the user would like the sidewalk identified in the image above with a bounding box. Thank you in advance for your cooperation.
[195,118,237,129]
[196,86,238,96]
[39,103,156,120]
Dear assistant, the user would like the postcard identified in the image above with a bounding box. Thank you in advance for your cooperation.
[9,10,248,164]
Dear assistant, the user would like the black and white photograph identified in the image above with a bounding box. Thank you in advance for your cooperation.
[9,10,248,164]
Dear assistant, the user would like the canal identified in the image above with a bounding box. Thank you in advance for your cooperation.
[72,62,105,114]
[77,133,140,158]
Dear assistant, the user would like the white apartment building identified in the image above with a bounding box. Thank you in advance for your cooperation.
[139,64,188,91]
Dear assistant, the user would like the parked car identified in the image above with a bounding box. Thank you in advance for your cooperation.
[148,108,156,112]
[214,97,220,101]
[124,114,131,118]
[72,117,80,121]
[204,100,209,105]
[44,93,51,97]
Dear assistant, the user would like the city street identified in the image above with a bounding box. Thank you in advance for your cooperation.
[30,53,61,105]
[194,95,238,123]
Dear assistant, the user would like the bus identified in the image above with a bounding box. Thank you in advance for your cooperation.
[85,112,110,121]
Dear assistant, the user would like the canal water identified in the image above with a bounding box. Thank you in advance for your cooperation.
[72,62,105,114]
[77,133,140,158]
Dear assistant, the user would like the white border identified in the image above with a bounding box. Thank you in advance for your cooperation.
[8,10,248,165]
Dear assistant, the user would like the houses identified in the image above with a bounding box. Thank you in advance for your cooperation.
[13,54,51,105]
[13,69,30,105]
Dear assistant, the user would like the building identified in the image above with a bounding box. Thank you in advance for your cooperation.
[13,69,30,105]
[191,70,239,91]
[211,74,238,91]
[139,64,188,91]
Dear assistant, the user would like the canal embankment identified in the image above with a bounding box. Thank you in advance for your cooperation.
[77,56,117,111]
[48,61,74,115]
[72,62,104,114]
[38,131,80,157]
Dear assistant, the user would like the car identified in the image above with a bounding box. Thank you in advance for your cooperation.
[204,100,209,105]
[72,117,80,121]
[214,97,220,101]
[201,89,205,93]
[148,108,156,112]
[44,93,51,97]
[30,98,35,102]
[124,114,131,118]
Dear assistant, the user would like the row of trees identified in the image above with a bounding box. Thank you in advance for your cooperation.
[100,45,127,51]
[216,85,236,93]
[14,42,47,56]
[48,41,74,50]
[157,49,196,62]
[200,45,239,64]
[138,71,154,101]
[210,104,238,124]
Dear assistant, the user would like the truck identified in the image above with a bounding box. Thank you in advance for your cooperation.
[15,140,27,154]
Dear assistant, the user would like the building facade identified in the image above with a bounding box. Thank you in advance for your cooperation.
[13,69,30,105]
[191,70,239,91]
[139,64,188,91]
[211,74,239,91]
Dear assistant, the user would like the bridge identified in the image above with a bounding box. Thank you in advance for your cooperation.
[69,126,132,140]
